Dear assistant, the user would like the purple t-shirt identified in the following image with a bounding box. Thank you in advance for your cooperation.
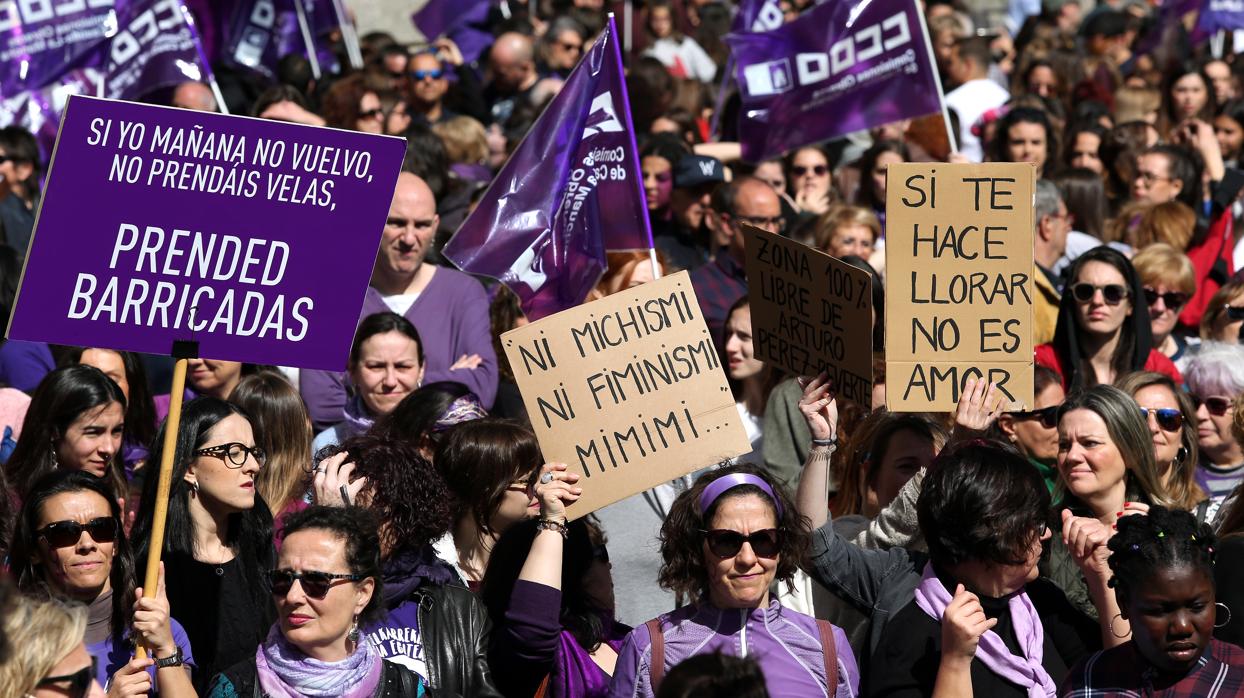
[88,617,196,690]
[365,599,428,683]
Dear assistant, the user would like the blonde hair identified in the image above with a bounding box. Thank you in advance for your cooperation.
[1114,86,1161,124]
[228,372,313,516]
[1132,243,1196,296]
[432,116,489,165]
[1131,201,1196,250]
[813,205,881,254]
[0,595,88,697]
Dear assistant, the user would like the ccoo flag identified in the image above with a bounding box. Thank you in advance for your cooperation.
[443,15,651,321]
[725,0,942,162]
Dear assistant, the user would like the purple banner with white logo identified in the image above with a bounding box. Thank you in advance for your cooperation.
[1198,0,1244,33]
[442,15,651,321]
[219,0,290,81]
[0,0,115,96]
[412,0,493,64]
[726,0,941,162]
[105,0,205,99]
[732,0,783,34]
[6,96,405,368]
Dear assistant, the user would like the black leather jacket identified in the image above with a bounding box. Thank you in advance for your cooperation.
[414,584,503,698]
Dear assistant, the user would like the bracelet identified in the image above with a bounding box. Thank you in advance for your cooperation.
[811,436,838,448]
[536,518,568,538]
[154,647,184,668]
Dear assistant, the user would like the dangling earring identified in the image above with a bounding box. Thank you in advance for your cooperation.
[348,615,360,645]
[50,438,59,468]
[1217,603,1234,628]
[1176,447,1189,465]
[187,481,199,496]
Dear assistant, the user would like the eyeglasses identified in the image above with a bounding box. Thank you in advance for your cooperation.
[1143,288,1190,309]
[792,165,828,177]
[1010,405,1059,428]
[193,442,266,468]
[700,528,781,558]
[1139,407,1184,432]
[37,517,117,548]
[36,657,96,698]
[1224,305,1244,321]
[1136,171,1172,185]
[359,108,384,119]
[270,569,365,599]
[735,215,786,230]
[412,68,444,80]
[1071,282,1129,305]
[1194,395,1236,417]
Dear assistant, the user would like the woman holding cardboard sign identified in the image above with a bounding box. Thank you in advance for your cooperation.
[1035,246,1182,391]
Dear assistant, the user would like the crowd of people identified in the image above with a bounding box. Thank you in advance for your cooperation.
[6,0,1244,696]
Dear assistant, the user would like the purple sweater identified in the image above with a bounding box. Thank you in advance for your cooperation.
[300,267,498,430]
[609,599,858,698]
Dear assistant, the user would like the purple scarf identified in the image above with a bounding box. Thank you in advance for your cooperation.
[913,563,1056,698]
[255,626,383,698]
[340,396,375,440]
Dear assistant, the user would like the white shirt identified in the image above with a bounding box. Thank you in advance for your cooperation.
[944,78,1010,162]
[383,292,421,316]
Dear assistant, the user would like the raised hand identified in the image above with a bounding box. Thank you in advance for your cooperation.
[312,451,368,507]
[797,372,838,442]
[534,462,582,524]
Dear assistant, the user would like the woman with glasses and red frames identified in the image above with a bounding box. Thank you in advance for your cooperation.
[131,397,275,694]
[10,470,195,696]
[206,506,425,697]
[1036,246,1183,392]
[0,594,105,698]
[610,464,859,697]
[1132,243,1200,370]
[1117,372,1207,516]
[1184,343,1244,521]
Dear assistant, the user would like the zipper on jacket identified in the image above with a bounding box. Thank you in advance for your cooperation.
[739,609,748,657]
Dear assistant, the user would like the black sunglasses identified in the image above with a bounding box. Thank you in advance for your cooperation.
[1225,305,1244,321]
[37,657,97,698]
[1010,405,1059,429]
[1071,282,1129,305]
[700,528,781,558]
[270,569,365,599]
[194,442,266,468]
[1143,288,1189,309]
[1139,407,1183,432]
[359,107,384,119]
[38,517,117,548]
[792,164,828,177]
[1193,395,1236,417]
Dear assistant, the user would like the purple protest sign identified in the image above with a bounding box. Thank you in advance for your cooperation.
[6,96,405,369]
[725,0,942,162]
[0,1,114,96]
[442,15,651,321]
[1198,0,1244,33]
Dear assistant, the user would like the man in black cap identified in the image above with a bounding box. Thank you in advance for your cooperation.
[654,154,725,271]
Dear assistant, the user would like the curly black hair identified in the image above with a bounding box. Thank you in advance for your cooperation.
[658,464,809,601]
[281,506,385,624]
[1107,505,1217,601]
[317,433,453,558]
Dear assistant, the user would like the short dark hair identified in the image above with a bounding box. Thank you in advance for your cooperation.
[658,464,809,600]
[374,381,475,452]
[318,433,452,556]
[918,440,1050,568]
[281,506,385,623]
[434,418,541,536]
[1108,505,1216,602]
[955,36,993,69]
[251,84,312,118]
[349,312,424,368]
[0,126,40,190]
[656,652,770,698]
[1144,144,1200,209]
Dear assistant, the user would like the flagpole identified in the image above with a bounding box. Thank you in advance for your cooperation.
[913,0,956,154]
[708,55,733,142]
[179,3,230,115]
[330,0,365,70]
[294,0,323,80]
[608,12,661,281]
[623,1,633,55]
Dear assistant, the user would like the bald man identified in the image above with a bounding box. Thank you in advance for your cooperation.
[171,82,218,112]
[300,172,498,428]
[485,32,562,124]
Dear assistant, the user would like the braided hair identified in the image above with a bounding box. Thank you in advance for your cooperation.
[1106,506,1217,599]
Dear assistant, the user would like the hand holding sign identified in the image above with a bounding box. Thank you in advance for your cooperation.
[534,462,583,525]
[797,372,839,442]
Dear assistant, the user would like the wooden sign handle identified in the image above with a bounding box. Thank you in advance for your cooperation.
[134,358,188,661]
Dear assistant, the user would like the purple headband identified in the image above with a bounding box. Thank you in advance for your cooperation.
[697,473,785,519]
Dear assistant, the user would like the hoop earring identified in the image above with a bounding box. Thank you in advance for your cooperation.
[1217,603,1233,629]
[1109,614,1131,639]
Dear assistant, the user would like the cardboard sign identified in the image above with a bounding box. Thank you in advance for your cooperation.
[743,225,873,408]
[885,163,1035,411]
[502,271,751,519]
[6,95,406,370]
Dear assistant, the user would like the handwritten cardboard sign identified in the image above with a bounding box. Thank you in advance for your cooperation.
[502,271,751,519]
[885,163,1035,411]
[743,225,873,408]
[6,95,406,370]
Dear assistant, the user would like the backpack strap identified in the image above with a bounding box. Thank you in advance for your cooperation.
[532,673,551,698]
[816,619,839,696]
[646,618,666,691]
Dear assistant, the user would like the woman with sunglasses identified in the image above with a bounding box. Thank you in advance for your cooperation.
[1117,372,1207,515]
[5,365,127,502]
[1046,385,1179,622]
[1036,246,1182,391]
[482,462,631,698]
[312,433,501,696]
[132,397,275,694]
[788,146,835,216]
[1132,244,1199,370]
[995,365,1065,494]
[1185,344,1244,519]
[10,470,196,696]
[1199,277,1244,343]
[0,594,105,698]
[610,464,859,697]
[322,73,385,135]
[206,506,425,697]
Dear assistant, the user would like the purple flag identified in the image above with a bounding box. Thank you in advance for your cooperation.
[1198,0,1244,33]
[219,0,290,81]
[442,16,652,320]
[412,0,493,65]
[732,0,783,34]
[104,0,206,99]
[725,0,942,162]
[0,1,115,96]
